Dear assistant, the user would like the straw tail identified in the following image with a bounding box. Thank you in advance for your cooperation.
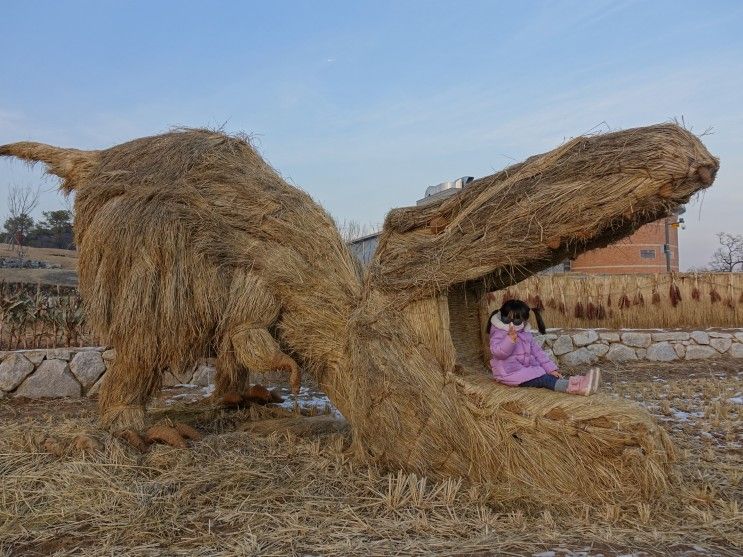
[0,141,99,193]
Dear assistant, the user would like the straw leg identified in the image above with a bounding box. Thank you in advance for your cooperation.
[98,354,202,450]
[215,325,301,398]
[216,272,300,400]
[98,354,160,432]
[214,331,251,399]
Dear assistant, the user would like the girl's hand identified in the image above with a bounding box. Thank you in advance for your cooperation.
[548,369,563,379]
[507,324,518,343]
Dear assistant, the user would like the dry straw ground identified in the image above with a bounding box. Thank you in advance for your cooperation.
[0,361,741,556]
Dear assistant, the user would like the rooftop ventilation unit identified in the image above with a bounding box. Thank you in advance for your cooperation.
[417,176,474,206]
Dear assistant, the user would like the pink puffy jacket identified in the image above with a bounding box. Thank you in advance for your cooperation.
[488,315,558,386]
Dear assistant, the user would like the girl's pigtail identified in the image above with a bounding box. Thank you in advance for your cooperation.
[531,307,547,334]
[486,310,498,334]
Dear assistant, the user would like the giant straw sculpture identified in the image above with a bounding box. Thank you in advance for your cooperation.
[0,124,718,503]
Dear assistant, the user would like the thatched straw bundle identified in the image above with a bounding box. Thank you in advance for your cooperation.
[0,123,718,503]
[489,272,743,329]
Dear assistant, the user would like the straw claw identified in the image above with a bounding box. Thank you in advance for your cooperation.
[71,434,104,454]
[145,422,203,449]
[173,422,204,441]
[221,385,284,408]
[116,429,150,453]
[42,436,66,457]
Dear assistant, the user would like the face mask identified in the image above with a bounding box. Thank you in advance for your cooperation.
[500,315,523,326]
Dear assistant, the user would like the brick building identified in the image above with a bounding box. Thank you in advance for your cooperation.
[570,217,680,273]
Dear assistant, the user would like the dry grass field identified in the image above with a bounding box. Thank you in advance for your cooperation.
[0,361,741,556]
[0,243,78,287]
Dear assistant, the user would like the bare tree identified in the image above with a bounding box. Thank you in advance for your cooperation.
[337,219,380,243]
[708,232,743,272]
[4,185,40,258]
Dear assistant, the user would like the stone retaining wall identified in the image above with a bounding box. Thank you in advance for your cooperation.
[535,328,743,366]
[0,347,215,400]
[1,328,742,399]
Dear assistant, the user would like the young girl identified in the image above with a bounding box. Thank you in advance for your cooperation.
[488,299,600,395]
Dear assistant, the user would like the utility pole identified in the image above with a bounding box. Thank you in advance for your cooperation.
[663,217,672,273]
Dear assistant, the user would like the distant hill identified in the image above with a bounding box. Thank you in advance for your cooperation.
[0,243,78,286]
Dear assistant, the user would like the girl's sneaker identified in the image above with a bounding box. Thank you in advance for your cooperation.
[567,368,601,396]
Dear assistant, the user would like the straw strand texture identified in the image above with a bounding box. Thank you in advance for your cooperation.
[0,123,719,503]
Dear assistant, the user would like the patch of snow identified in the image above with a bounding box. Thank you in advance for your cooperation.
[170,393,198,400]
[671,410,705,421]
[276,389,342,417]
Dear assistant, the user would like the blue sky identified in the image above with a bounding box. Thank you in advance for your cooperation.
[1,0,742,269]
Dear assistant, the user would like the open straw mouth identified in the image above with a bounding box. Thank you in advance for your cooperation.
[367,123,719,301]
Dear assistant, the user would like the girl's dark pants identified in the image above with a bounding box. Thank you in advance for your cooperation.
[519,374,558,390]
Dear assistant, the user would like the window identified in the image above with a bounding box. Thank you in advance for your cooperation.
[640,249,656,259]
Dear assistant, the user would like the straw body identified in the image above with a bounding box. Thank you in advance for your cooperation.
[0,124,719,502]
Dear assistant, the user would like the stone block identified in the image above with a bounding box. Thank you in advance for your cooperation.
[685,345,717,360]
[734,332,743,342]
[572,330,599,347]
[102,349,116,361]
[708,331,732,339]
[47,348,71,361]
[690,331,710,345]
[560,348,597,366]
[606,344,637,362]
[587,343,610,357]
[0,353,35,391]
[23,350,47,365]
[731,343,743,358]
[552,335,574,356]
[710,338,732,353]
[541,333,558,346]
[651,331,690,342]
[674,344,686,358]
[15,360,81,398]
[70,351,107,389]
[621,332,652,348]
[646,342,678,362]
[599,332,621,342]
